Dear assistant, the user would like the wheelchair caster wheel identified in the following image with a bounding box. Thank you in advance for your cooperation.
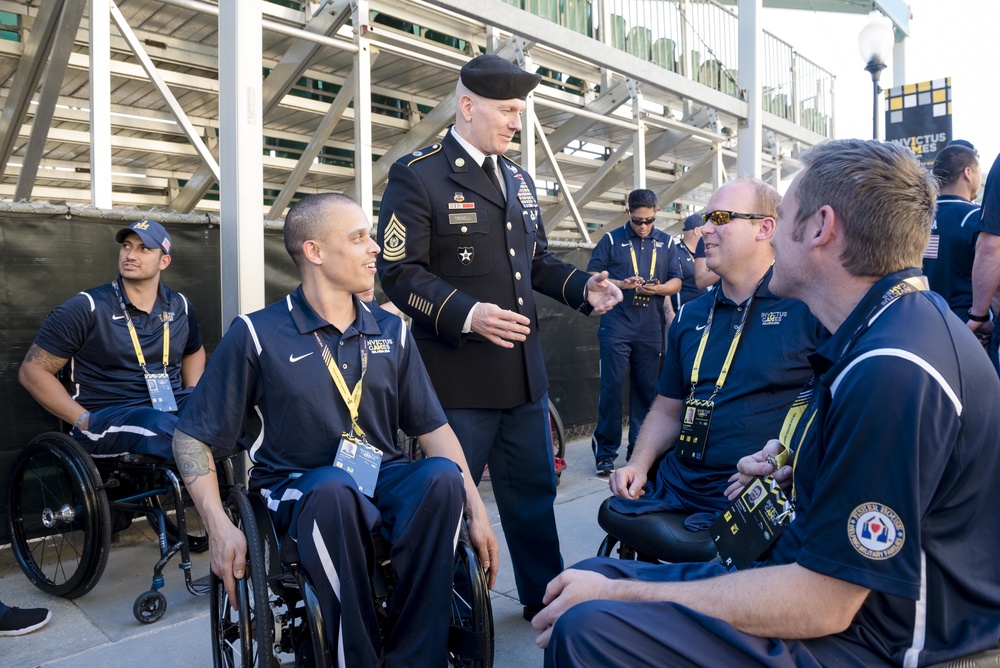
[134,590,167,623]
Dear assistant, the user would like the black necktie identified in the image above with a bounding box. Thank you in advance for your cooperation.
[482,156,504,198]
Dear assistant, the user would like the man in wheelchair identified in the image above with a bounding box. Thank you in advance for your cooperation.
[19,218,206,460]
[173,193,499,666]
[605,178,823,527]
[534,141,1000,666]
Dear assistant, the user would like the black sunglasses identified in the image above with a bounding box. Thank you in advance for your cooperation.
[629,216,656,226]
[701,210,771,226]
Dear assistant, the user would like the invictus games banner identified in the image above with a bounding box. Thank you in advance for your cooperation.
[884,78,952,168]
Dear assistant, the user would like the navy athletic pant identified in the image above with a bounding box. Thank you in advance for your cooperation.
[592,336,660,461]
[447,393,561,608]
[263,457,464,668]
[544,558,887,667]
[74,402,183,459]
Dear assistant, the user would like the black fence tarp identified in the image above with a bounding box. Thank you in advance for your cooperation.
[0,218,601,544]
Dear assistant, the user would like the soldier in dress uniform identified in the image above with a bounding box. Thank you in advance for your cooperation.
[377,54,622,621]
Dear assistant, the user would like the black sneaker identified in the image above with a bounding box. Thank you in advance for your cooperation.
[523,604,544,622]
[0,607,52,636]
[596,456,615,476]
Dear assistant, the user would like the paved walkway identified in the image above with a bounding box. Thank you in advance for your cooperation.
[1,436,624,667]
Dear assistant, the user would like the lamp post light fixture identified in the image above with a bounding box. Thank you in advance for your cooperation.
[857,10,895,140]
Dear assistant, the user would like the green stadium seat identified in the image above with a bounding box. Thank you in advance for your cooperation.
[626,25,652,61]
[652,37,677,72]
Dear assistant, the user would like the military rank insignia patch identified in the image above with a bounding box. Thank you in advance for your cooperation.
[381,214,407,262]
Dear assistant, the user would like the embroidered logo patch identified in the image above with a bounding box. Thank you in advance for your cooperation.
[848,503,905,560]
[458,247,474,265]
[367,338,393,354]
[760,310,787,326]
[381,213,407,262]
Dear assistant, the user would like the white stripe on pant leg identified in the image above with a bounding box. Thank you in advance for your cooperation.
[312,520,347,668]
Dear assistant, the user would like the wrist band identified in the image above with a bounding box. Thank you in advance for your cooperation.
[73,410,90,430]
[967,309,991,323]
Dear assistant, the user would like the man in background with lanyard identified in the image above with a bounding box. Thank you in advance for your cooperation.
[533,141,1000,667]
[19,219,205,459]
[586,188,682,476]
[173,194,498,666]
[605,177,821,520]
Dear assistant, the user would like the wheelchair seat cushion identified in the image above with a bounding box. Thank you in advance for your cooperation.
[598,497,718,563]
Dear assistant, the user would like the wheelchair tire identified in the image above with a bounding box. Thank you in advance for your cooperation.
[149,456,237,553]
[6,432,111,599]
[547,398,566,461]
[448,522,494,668]
[211,486,276,668]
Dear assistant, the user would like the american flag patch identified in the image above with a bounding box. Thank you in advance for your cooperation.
[923,235,939,259]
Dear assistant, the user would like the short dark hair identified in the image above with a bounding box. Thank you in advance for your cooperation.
[284,193,357,268]
[793,139,937,278]
[932,145,978,188]
[627,189,657,211]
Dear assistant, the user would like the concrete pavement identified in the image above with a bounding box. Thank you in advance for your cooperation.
[0,436,623,668]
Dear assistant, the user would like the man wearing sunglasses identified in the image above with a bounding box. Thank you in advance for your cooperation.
[586,189,683,476]
[534,141,1000,668]
[603,177,821,520]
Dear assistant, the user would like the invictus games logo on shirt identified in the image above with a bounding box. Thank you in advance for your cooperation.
[367,338,393,354]
[848,502,905,560]
[760,310,787,326]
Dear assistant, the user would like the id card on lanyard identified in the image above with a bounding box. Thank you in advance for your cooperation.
[112,280,176,412]
[676,278,763,462]
[312,330,383,497]
[629,237,657,308]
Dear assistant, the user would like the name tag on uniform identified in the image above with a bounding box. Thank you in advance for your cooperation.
[711,475,795,570]
[449,213,478,225]
[676,399,712,461]
[334,433,383,497]
[145,373,177,412]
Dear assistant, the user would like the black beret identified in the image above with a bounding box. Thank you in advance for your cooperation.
[460,54,541,100]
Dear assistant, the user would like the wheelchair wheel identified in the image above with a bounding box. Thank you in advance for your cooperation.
[149,456,237,553]
[6,432,111,599]
[448,522,494,668]
[548,398,566,485]
[211,487,276,668]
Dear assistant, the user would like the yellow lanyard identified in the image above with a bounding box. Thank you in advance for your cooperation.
[785,276,927,502]
[312,331,368,439]
[112,279,169,373]
[628,237,657,280]
[688,277,764,401]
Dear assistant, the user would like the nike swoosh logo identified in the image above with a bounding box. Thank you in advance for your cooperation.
[112,315,126,320]
[289,352,314,363]
[695,324,707,331]
[621,243,630,247]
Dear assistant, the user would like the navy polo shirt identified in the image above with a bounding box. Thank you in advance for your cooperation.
[980,152,1000,236]
[176,287,447,489]
[769,269,1000,665]
[33,279,202,410]
[675,240,709,308]
[587,225,682,342]
[922,194,981,317]
[651,269,822,513]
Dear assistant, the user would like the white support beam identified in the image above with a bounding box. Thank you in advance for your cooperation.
[737,0,762,178]
[110,1,220,181]
[533,115,588,239]
[89,0,112,207]
[546,135,633,234]
[16,0,85,201]
[219,0,265,325]
[629,80,645,190]
[352,0,374,217]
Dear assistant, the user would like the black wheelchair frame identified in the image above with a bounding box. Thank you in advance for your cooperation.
[212,485,494,668]
[6,431,235,623]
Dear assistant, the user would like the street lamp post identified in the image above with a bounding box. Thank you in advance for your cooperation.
[858,10,895,140]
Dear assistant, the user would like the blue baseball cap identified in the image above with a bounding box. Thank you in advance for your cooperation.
[683,213,705,231]
[115,220,172,254]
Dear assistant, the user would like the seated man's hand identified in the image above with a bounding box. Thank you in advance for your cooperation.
[209,518,248,610]
[532,569,614,649]
[466,505,500,590]
[725,439,792,500]
[608,465,647,500]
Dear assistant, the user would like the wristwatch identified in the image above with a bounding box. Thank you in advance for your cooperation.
[967,309,991,323]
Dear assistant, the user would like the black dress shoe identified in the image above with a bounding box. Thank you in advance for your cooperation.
[523,604,544,622]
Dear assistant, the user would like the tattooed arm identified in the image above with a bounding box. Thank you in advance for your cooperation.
[19,343,91,429]
[173,429,247,607]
